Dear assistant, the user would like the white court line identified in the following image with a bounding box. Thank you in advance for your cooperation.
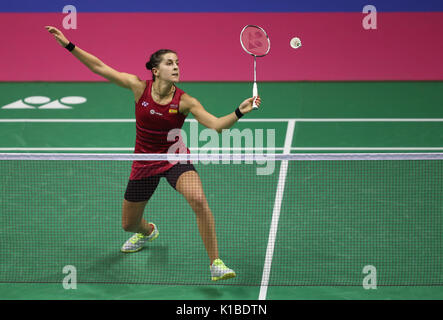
[1,118,443,123]
[290,147,443,151]
[259,119,295,301]
[1,119,442,151]
[0,119,136,123]
[0,147,285,152]
[0,148,134,151]
[1,147,443,152]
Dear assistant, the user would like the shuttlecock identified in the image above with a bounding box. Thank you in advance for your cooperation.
[290,37,302,49]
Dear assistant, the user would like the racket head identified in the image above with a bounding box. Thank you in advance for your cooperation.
[240,25,270,57]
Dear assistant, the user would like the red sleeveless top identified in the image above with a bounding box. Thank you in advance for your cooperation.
[129,80,189,180]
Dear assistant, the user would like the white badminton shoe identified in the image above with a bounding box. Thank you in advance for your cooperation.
[121,223,159,253]
[210,259,236,281]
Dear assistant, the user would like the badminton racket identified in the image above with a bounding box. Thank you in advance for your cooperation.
[240,25,270,110]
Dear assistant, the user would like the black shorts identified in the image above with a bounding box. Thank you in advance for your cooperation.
[124,163,196,202]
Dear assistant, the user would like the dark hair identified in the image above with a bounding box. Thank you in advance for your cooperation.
[145,49,177,81]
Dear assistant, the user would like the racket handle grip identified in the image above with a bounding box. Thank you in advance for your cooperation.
[252,82,258,110]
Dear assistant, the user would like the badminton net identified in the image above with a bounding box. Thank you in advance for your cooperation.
[0,153,442,286]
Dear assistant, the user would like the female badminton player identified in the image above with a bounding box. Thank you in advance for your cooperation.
[45,26,261,281]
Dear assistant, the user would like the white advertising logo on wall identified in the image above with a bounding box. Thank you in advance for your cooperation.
[1,96,87,109]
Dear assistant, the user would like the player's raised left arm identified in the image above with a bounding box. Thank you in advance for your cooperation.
[180,93,261,133]
[45,26,143,92]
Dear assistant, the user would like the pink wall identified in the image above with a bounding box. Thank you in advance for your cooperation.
[1,12,443,81]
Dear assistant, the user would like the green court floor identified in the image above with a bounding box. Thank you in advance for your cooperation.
[1,82,443,300]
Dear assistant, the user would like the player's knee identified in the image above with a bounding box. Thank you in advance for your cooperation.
[187,191,207,209]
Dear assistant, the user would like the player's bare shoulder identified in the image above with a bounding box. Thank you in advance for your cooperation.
[132,78,147,103]
[179,92,200,116]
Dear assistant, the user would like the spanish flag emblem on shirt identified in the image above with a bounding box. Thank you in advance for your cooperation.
[169,109,178,114]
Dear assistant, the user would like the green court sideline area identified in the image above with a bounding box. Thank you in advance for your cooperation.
[1,81,443,300]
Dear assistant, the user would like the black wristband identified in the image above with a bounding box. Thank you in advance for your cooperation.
[65,42,75,52]
[235,107,244,119]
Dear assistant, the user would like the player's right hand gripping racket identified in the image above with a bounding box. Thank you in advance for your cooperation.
[240,25,270,110]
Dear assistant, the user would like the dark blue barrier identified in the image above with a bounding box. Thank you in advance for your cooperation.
[2,0,443,12]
